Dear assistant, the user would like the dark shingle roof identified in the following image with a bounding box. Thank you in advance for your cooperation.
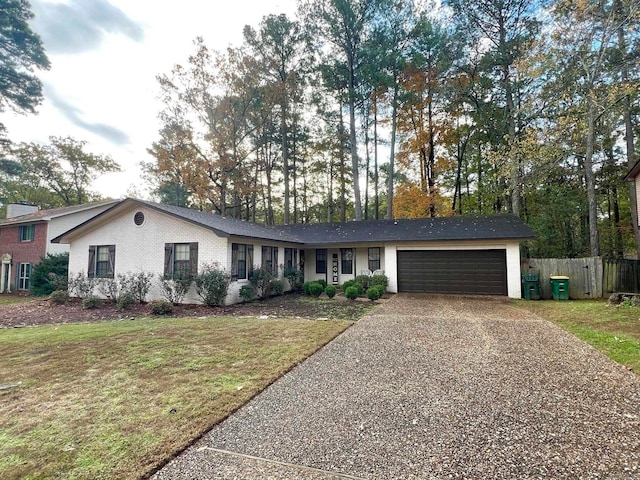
[52,198,535,245]
[276,215,535,244]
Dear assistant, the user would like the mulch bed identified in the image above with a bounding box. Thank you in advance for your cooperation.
[0,293,364,328]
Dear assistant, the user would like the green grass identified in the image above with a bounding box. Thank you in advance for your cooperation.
[515,299,640,374]
[0,316,351,480]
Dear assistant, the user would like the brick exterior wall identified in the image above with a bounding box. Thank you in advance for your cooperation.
[0,221,48,291]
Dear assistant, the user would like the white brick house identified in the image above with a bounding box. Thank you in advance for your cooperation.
[52,198,535,304]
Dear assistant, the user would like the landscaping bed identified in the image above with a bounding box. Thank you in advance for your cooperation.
[0,292,376,328]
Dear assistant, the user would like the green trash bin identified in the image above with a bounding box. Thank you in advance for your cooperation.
[522,273,540,300]
[550,276,570,300]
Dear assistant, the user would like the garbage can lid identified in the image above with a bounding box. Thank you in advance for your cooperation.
[550,275,570,280]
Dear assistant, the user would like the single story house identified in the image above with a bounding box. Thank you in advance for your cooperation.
[0,200,118,293]
[52,198,535,304]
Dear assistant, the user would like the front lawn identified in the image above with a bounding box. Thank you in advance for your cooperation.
[0,316,351,479]
[515,299,640,374]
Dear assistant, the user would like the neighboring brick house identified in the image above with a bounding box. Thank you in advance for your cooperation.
[0,200,118,293]
[52,198,536,304]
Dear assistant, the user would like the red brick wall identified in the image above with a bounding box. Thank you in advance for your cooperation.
[0,221,48,290]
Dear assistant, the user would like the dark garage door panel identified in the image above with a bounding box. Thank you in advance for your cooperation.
[397,250,507,295]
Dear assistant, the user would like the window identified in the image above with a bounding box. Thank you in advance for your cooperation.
[316,249,327,274]
[232,243,254,280]
[341,248,353,275]
[368,247,381,271]
[164,243,198,279]
[18,263,31,290]
[19,224,35,242]
[261,246,278,272]
[88,245,115,278]
[284,248,298,269]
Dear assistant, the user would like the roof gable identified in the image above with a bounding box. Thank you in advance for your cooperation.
[0,200,119,227]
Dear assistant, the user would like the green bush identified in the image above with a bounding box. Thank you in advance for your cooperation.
[30,253,69,296]
[68,272,95,299]
[150,300,173,315]
[355,275,370,291]
[239,284,256,302]
[371,284,386,296]
[352,282,364,296]
[116,292,136,310]
[195,262,230,306]
[283,267,304,291]
[344,286,359,301]
[367,286,382,302]
[325,285,337,298]
[370,274,389,290]
[342,280,356,291]
[97,278,119,301]
[82,296,100,309]
[309,282,324,297]
[49,290,69,305]
[271,279,285,296]
[303,281,313,295]
[317,279,327,289]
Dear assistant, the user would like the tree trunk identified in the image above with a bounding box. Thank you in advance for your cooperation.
[374,95,379,220]
[585,100,600,256]
[281,96,290,224]
[386,82,399,220]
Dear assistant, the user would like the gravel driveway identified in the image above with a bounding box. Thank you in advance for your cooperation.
[154,294,640,479]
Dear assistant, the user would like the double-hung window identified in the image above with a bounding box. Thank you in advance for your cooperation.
[368,247,381,271]
[316,249,327,274]
[284,248,297,269]
[88,245,116,278]
[232,243,253,280]
[19,224,35,242]
[341,248,353,275]
[261,246,278,272]
[18,263,31,290]
[164,243,198,279]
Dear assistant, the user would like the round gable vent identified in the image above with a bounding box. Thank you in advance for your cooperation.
[134,211,145,226]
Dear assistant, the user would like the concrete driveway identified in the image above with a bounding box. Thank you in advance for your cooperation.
[154,294,640,479]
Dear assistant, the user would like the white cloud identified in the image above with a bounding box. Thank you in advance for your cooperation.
[1,0,297,199]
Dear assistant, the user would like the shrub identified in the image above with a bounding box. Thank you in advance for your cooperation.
[302,281,312,295]
[116,292,136,310]
[49,290,69,305]
[344,286,359,300]
[342,280,356,291]
[150,300,173,315]
[82,296,100,309]
[249,268,276,299]
[158,274,192,305]
[317,279,327,289]
[367,286,382,302]
[97,278,119,301]
[309,282,324,297]
[118,271,154,303]
[30,253,69,296]
[283,267,304,291]
[372,284,386,296]
[325,285,337,298]
[352,282,364,296]
[239,284,256,302]
[195,262,230,306]
[271,279,285,296]
[355,275,371,291]
[370,274,389,290]
[68,272,95,299]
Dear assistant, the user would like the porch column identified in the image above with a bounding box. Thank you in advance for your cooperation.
[384,245,397,293]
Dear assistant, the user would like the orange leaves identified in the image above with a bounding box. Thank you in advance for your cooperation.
[392,181,453,219]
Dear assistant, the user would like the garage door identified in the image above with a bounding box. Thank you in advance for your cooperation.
[397,250,507,295]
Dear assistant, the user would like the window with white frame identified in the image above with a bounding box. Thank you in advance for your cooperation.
[18,263,31,290]
[341,248,353,275]
[316,249,327,274]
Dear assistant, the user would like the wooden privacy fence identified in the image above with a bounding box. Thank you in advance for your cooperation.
[521,257,640,299]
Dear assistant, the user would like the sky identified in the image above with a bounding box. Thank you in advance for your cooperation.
[2,0,298,199]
